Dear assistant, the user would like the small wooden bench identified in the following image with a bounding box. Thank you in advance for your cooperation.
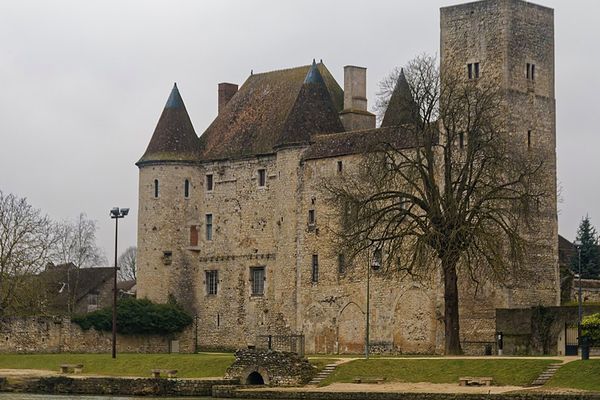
[151,369,178,378]
[459,376,493,386]
[352,377,386,384]
[60,364,83,374]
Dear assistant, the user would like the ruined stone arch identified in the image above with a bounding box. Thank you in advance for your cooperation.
[337,301,365,354]
[241,366,270,385]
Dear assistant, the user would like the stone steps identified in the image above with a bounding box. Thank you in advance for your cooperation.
[530,363,562,386]
[307,364,339,386]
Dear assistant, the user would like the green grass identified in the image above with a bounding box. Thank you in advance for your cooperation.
[0,352,234,378]
[546,360,600,392]
[320,358,558,387]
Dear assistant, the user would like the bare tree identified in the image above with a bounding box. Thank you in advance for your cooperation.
[118,246,137,282]
[0,190,57,315]
[326,54,546,354]
[51,213,106,313]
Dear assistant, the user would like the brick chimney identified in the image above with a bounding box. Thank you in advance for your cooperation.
[339,66,375,131]
[218,83,238,114]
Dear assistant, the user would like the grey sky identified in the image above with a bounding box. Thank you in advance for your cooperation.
[0,0,597,262]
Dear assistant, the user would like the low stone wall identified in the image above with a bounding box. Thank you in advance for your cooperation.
[0,316,194,353]
[10,376,236,397]
[225,349,315,386]
[212,388,600,400]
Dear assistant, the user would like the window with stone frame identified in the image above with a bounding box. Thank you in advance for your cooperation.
[205,214,213,241]
[205,270,218,295]
[527,63,536,81]
[250,266,265,296]
[311,254,319,283]
[467,62,480,79]
[257,169,266,187]
[206,174,214,192]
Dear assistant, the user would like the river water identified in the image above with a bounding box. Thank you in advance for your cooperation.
[0,395,214,399]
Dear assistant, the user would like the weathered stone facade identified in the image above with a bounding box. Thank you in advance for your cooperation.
[0,316,194,353]
[136,0,559,355]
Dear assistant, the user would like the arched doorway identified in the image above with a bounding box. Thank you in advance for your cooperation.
[246,371,265,385]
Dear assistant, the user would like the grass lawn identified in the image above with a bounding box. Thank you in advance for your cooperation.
[0,352,234,378]
[546,360,600,392]
[320,358,558,387]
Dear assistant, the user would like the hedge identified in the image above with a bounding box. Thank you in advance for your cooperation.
[72,298,193,335]
[581,312,600,344]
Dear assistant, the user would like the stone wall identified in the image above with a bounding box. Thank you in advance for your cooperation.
[496,305,600,355]
[572,279,600,304]
[0,316,194,353]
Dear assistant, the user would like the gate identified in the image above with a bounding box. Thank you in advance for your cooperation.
[565,324,578,356]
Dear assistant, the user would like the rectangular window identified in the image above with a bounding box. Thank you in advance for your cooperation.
[531,64,535,81]
[527,63,536,81]
[258,169,266,187]
[251,267,265,296]
[308,209,316,226]
[474,62,480,79]
[338,253,345,275]
[467,63,473,79]
[206,174,213,191]
[311,254,319,283]
[163,251,172,265]
[459,132,464,148]
[190,226,198,247]
[337,160,343,173]
[205,270,218,295]
[205,214,213,241]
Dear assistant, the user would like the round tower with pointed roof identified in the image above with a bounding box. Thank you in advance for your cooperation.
[136,84,200,310]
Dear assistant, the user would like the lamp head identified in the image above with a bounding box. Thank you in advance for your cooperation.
[574,239,582,249]
[120,208,130,216]
[110,207,120,217]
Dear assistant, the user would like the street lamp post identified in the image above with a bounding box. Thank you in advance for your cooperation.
[574,240,583,359]
[365,247,381,360]
[110,207,129,359]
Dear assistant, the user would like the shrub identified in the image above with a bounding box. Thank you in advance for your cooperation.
[581,313,600,345]
[72,298,193,335]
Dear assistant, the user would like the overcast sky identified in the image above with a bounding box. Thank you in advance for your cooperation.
[0,0,598,264]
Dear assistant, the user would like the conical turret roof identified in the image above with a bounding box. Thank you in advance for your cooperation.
[381,69,419,127]
[137,83,200,165]
[275,60,344,147]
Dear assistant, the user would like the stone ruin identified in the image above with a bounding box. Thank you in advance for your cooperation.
[224,349,315,386]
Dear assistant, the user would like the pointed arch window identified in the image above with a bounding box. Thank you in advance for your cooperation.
[154,179,159,198]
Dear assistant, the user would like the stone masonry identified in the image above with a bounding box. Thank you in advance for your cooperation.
[136,0,559,355]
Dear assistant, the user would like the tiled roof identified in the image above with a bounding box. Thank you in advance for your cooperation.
[198,62,343,161]
[381,69,419,128]
[137,83,200,165]
[303,125,423,161]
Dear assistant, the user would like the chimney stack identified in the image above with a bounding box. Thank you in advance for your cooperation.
[339,66,375,131]
[218,83,238,114]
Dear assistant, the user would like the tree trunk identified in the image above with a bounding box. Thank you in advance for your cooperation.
[442,256,462,355]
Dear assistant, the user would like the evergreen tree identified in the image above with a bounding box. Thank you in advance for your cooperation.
[571,216,600,279]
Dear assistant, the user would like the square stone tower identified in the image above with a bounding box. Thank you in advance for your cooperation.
[440,0,559,309]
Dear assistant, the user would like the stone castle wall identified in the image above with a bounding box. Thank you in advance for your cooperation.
[0,316,194,353]
[136,0,558,355]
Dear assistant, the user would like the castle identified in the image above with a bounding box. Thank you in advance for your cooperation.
[136,0,559,354]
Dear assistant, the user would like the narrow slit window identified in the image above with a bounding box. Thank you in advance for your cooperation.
[467,63,473,79]
[527,130,532,149]
[526,63,530,79]
[258,169,266,187]
[206,174,213,192]
[154,179,159,198]
[217,313,220,327]
[308,209,316,226]
[205,214,213,241]
[311,254,319,283]
[184,179,190,198]
[531,64,535,81]
[459,132,464,149]
[338,253,345,275]
[474,62,480,79]
[337,160,343,173]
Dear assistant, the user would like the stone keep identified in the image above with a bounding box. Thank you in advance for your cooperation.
[136,0,558,354]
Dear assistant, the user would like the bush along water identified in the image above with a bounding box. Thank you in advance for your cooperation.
[72,298,193,335]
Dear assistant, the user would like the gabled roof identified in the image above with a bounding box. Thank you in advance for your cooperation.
[381,69,419,128]
[199,62,344,161]
[137,83,200,165]
[275,61,345,148]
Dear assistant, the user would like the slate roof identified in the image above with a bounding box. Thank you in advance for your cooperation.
[137,83,200,165]
[303,125,424,161]
[381,69,419,128]
[198,62,344,161]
